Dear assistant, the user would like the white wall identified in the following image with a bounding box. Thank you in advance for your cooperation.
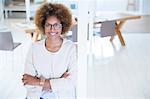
[95,0,127,12]
[142,0,150,14]
[52,0,78,16]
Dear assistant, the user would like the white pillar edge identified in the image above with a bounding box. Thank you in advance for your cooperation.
[0,0,4,21]
[25,0,30,22]
[77,0,89,99]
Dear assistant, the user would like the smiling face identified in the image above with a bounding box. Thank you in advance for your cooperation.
[44,16,62,39]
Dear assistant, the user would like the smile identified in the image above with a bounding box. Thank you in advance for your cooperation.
[49,32,57,36]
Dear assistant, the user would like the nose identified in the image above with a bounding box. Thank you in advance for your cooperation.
[49,26,55,30]
[49,28,57,33]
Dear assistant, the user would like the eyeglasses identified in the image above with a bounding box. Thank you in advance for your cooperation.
[44,23,62,30]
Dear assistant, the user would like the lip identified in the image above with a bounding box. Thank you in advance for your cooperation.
[49,32,57,36]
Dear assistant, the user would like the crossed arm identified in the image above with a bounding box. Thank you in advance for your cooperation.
[23,44,77,92]
[22,71,70,90]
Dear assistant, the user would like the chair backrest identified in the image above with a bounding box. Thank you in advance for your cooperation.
[71,24,77,42]
[101,20,116,37]
[0,31,16,51]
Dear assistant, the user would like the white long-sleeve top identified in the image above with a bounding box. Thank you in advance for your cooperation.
[24,38,77,99]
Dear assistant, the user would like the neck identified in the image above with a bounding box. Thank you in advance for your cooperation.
[45,37,63,48]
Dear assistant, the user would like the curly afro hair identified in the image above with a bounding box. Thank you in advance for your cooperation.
[34,3,72,35]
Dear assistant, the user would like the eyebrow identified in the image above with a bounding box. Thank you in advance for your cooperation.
[45,22,61,25]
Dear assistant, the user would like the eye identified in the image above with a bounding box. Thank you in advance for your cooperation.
[53,23,62,29]
[54,23,62,28]
[45,23,50,27]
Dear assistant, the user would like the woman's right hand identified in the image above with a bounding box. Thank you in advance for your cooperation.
[22,74,40,86]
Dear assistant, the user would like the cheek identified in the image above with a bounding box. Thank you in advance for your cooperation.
[59,28,63,33]
[59,29,62,33]
[55,28,62,34]
[44,29,49,33]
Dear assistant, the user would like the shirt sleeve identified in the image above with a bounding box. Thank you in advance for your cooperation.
[24,44,37,76]
[24,44,42,98]
[50,44,77,92]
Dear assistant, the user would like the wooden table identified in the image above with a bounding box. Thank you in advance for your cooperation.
[94,12,141,46]
[25,28,41,42]
[14,22,41,42]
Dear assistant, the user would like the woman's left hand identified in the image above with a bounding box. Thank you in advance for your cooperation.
[22,74,40,86]
[61,71,70,78]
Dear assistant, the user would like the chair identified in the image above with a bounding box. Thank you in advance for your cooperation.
[0,31,21,71]
[70,24,77,42]
[100,20,116,38]
[65,24,78,42]
[0,31,21,51]
[93,20,116,41]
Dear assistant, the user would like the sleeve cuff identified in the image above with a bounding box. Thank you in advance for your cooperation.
[25,85,43,98]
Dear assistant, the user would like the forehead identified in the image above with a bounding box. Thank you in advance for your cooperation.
[45,16,61,24]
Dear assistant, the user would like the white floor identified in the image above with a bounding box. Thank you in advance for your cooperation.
[87,34,150,99]
[1,19,150,99]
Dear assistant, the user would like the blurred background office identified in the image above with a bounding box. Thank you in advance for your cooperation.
[0,0,150,99]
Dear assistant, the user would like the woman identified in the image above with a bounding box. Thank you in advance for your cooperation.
[22,3,77,99]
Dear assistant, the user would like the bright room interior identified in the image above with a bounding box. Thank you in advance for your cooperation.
[0,0,150,99]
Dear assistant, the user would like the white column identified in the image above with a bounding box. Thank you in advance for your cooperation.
[25,0,30,22]
[139,0,143,13]
[77,0,89,99]
[0,0,4,21]
[88,0,96,41]
[87,0,96,68]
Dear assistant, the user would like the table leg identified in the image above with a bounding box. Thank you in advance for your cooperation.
[115,28,125,46]
[32,33,39,42]
[110,36,114,42]
[115,21,126,46]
